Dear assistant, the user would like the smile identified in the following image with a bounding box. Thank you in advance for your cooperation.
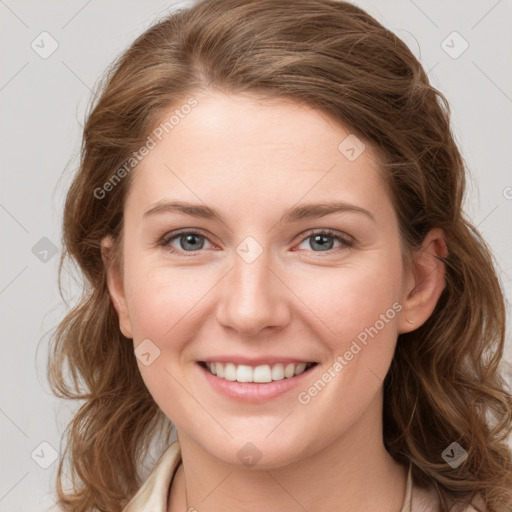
[199,361,317,383]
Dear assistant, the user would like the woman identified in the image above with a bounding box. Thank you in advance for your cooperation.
[47,1,512,511]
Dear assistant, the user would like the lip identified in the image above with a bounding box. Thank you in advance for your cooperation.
[197,361,318,402]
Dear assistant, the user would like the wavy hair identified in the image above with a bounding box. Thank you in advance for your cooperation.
[47,0,512,510]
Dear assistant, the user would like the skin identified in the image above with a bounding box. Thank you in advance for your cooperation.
[102,90,447,512]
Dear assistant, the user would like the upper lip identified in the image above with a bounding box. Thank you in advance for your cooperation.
[199,356,317,366]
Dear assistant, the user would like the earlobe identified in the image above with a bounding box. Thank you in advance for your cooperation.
[101,236,133,339]
[397,228,448,334]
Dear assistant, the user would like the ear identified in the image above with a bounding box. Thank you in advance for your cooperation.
[101,235,133,339]
[397,228,448,334]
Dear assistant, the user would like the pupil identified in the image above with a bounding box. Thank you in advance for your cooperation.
[312,234,332,251]
[182,234,203,251]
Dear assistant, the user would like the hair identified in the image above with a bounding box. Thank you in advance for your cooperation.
[47,0,512,511]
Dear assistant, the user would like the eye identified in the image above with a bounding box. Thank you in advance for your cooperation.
[159,230,214,255]
[295,229,353,253]
[158,228,353,256]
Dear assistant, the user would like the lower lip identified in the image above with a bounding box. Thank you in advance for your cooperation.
[197,362,317,402]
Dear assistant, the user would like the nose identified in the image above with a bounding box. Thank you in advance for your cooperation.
[215,243,290,337]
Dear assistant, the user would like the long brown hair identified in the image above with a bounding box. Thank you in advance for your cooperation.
[47,1,512,510]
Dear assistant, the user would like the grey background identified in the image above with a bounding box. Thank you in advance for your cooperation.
[1,1,511,510]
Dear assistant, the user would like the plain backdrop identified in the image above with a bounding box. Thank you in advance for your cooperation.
[1,1,511,511]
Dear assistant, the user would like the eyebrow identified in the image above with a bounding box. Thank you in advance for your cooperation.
[143,200,376,224]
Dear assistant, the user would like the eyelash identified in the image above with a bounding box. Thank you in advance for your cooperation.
[158,228,354,257]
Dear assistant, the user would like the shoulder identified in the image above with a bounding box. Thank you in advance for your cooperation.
[410,484,484,512]
[408,467,485,512]
[122,441,182,512]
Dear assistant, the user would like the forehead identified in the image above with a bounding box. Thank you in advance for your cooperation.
[126,91,392,222]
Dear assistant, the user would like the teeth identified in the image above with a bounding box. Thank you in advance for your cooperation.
[237,364,254,382]
[284,363,295,378]
[271,363,285,381]
[294,362,306,375]
[204,361,314,383]
[224,363,237,381]
[253,365,272,383]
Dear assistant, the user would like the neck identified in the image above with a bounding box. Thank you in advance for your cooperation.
[168,391,408,512]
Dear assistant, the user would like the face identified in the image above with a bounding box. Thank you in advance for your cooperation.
[103,90,445,468]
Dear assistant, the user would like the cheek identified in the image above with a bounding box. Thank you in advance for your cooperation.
[124,248,403,349]
[291,257,403,346]
[122,263,200,417]
[124,260,215,344]
[291,262,402,431]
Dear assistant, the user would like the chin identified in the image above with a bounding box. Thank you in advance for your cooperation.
[197,431,315,470]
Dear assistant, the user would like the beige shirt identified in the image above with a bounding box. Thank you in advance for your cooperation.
[121,441,478,512]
